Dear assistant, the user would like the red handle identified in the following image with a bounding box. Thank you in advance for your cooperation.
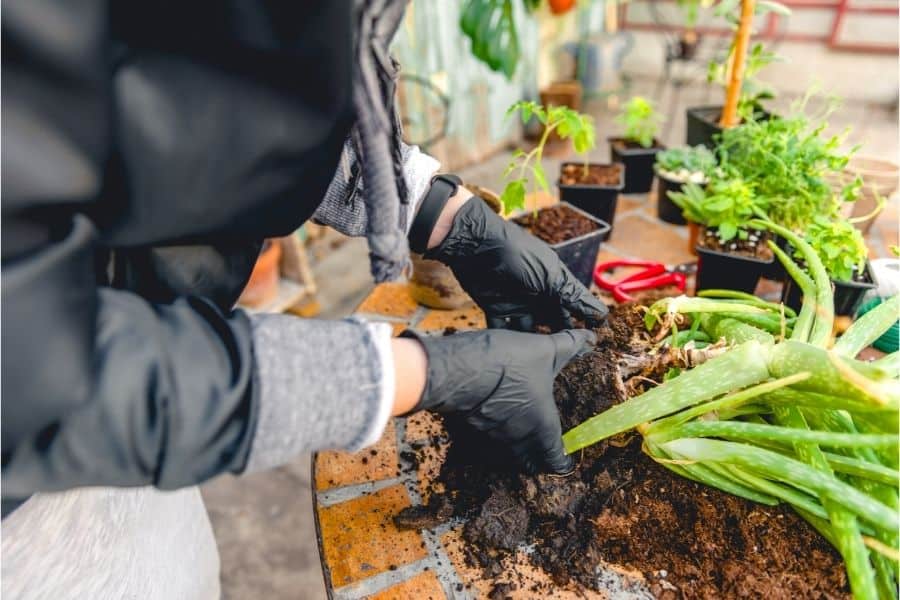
[594,260,666,291]
[612,272,687,303]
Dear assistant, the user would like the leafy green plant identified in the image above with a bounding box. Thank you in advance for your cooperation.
[654,145,717,182]
[803,216,868,283]
[715,99,860,229]
[616,96,663,148]
[460,0,539,80]
[668,177,766,241]
[500,101,596,213]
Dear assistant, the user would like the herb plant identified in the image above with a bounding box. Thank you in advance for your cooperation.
[715,100,860,229]
[563,219,900,600]
[501,101,596,214]
[803,215,868,282]
[654,145,717,183]
[617,96,663,148]
[668,177,766,241]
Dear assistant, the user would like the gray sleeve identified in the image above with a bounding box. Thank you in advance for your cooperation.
[244,314,394,472]
[312,139,441,237]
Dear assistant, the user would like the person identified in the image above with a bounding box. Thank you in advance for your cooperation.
[1,1,608,597]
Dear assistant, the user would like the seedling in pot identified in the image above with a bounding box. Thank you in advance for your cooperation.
[501,100,596,215]
[616,96,664,149]
[611,97,666,193]
[669,177,773,292]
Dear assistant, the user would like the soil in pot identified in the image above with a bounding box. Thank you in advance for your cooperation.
[610,138,665,195]
[513,203,610,288]
[694,227,775,294]
[558,163,624,236]
[396,304,849,598]
[782,260,878,317]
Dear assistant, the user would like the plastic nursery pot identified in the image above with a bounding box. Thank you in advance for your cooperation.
[685,105,773,148]
[655,172,691,225]
[782,261,879,317]
[557,162,624,239]
[694,231,774,294]
[239,239,282,308]
[513,202,611,288]
[609,137,665,194]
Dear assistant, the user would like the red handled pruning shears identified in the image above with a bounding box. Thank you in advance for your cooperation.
[594,259,688,303]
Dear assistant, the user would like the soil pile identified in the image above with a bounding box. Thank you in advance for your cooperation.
[397,304,850,599]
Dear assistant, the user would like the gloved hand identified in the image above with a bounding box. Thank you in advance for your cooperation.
[426,196,609,331]
[402,327,596,474]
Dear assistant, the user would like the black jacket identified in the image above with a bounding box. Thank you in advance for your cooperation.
[2,0,354,509]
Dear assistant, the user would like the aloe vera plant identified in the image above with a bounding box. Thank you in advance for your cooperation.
[563,218,900,600]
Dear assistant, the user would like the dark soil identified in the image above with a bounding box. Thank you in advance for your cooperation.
[697,226,775,261]
[396,303,850,599]
[513,204,600,245]
[560,163,623,187]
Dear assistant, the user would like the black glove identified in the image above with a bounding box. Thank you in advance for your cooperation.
[403,327,596,474]
[426,196,609,331]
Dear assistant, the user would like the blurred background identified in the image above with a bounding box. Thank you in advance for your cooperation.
[202,1,898,597]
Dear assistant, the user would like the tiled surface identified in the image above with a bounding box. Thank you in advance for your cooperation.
[313,165,897,600]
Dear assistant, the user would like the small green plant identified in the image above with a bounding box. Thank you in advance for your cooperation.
[617,96,664,148]
[654,145,717,183]
[715,96,860,229]
[459,0,540,80]
[669,177,766,241]
[803,216,868,283]
[501,101,596,214]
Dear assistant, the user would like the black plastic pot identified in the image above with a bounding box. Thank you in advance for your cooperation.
[557,162,624,239]
[655,172,690,225]
[609,138,664,194]
[686,105,774,148]
[695,244,774,294]
[514,202,611,288]
[781,261,878,317]
[760,235,790,281]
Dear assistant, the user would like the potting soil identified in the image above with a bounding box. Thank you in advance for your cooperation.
[560,164,623,187]
[513,204,600,245]
[396,304,850,599]
[698,227,775,261]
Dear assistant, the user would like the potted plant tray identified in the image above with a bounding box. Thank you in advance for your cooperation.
[694,226,775,294]
[557,162,624,238]
[512,202,611,288]
[609,137,665,194]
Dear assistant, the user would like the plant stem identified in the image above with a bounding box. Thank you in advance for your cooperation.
[719,0,756,128]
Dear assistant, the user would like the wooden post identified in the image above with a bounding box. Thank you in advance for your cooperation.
[719,0,756,128]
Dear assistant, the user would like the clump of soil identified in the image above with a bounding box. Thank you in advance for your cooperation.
[560,163,623,187]
[698,226,774,261]
[397,303,850,599]
[513,204,599,245]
